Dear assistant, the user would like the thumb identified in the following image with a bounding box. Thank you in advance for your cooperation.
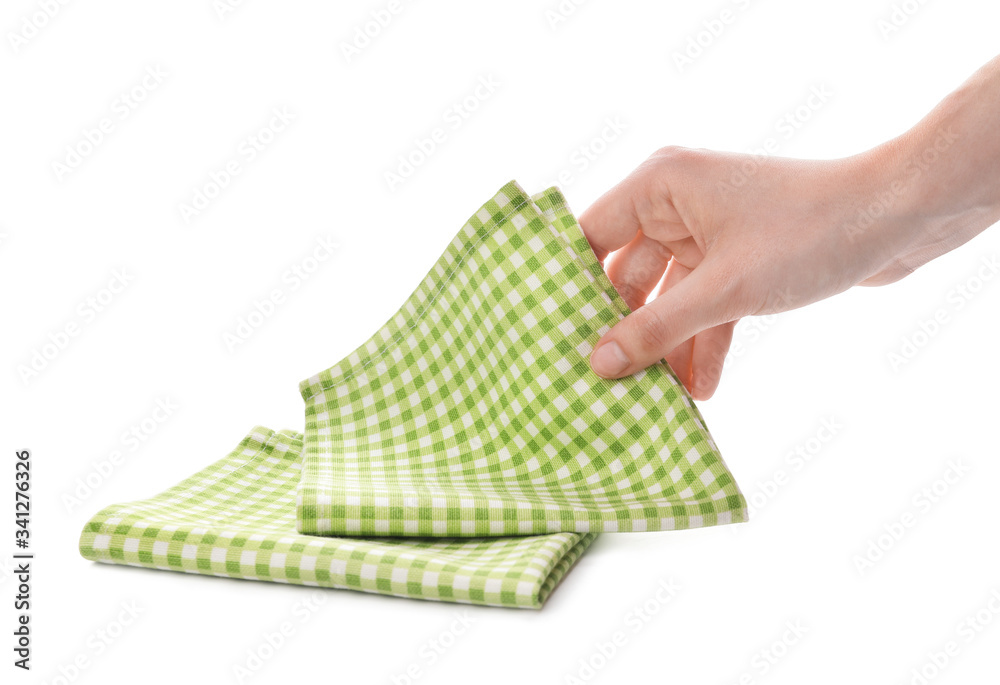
[590,263,732,379]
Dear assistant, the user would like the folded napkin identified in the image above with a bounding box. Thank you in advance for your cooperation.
[297,182,746,537]
[80,180,746,608]
[79,427,595,609]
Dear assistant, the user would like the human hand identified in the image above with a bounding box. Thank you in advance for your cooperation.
[580,125,999,399]
[579,148,902,399]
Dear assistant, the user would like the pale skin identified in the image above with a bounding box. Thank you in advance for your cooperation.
[582,55,1000,400]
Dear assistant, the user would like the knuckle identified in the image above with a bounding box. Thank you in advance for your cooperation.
[651,144,684,160]
[627,306,671,355]
[651,144,711,168]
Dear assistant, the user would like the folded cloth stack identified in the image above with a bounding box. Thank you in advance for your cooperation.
[80,181,747,609]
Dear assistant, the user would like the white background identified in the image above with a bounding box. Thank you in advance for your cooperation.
[2,0,1000,683]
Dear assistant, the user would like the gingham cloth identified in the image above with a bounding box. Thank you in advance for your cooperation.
[297,182,747,537]
[80,427,595,609]
[80,181,746,608]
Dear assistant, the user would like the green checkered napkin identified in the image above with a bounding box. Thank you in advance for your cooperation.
[79,427,595,609]
[297,181,747,537]
[80,180,746,608]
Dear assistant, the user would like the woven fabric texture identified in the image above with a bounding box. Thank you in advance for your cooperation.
[297,182,747,537]
[80,180,746,608]
[79,427,595,609]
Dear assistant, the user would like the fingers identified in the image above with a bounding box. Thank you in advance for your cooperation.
[635,259,735,400]
[659,258,695,384]
[665,335,694,394]
[582,147,738,388]
[578,174,646,264]
[590,262,731,380]
[604,232,672,311]
[579,154,688,263]
[689,321,736,400]
[580,148,698,266]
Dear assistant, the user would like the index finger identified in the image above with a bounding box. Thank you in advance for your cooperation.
[578,172,648,263]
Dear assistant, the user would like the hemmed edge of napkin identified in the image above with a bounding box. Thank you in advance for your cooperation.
[536,532,598,608]
[78,425,596,609]
[532,186,748,525]
[296,180,748,535]
[298,180,532,401]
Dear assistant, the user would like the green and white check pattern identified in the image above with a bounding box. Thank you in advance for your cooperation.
[79,427,595,609]
[298,181,747,537]
[80,180,746,607]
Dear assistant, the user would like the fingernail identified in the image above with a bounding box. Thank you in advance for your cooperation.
[591,341,630,377]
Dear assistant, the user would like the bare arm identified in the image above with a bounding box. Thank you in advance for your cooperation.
[581,55,1000,399]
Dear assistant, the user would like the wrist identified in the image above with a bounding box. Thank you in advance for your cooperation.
[836,143,932,251]
[855,79,1000,255]
[843,115,982,252]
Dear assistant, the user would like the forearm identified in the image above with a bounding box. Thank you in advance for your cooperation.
[584,54,1000,386]
[869,55,1000,258]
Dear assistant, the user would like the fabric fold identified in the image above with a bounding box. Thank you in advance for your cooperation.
[297,181,747,537]
[79,179,746,608]
[79,427,595,609]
